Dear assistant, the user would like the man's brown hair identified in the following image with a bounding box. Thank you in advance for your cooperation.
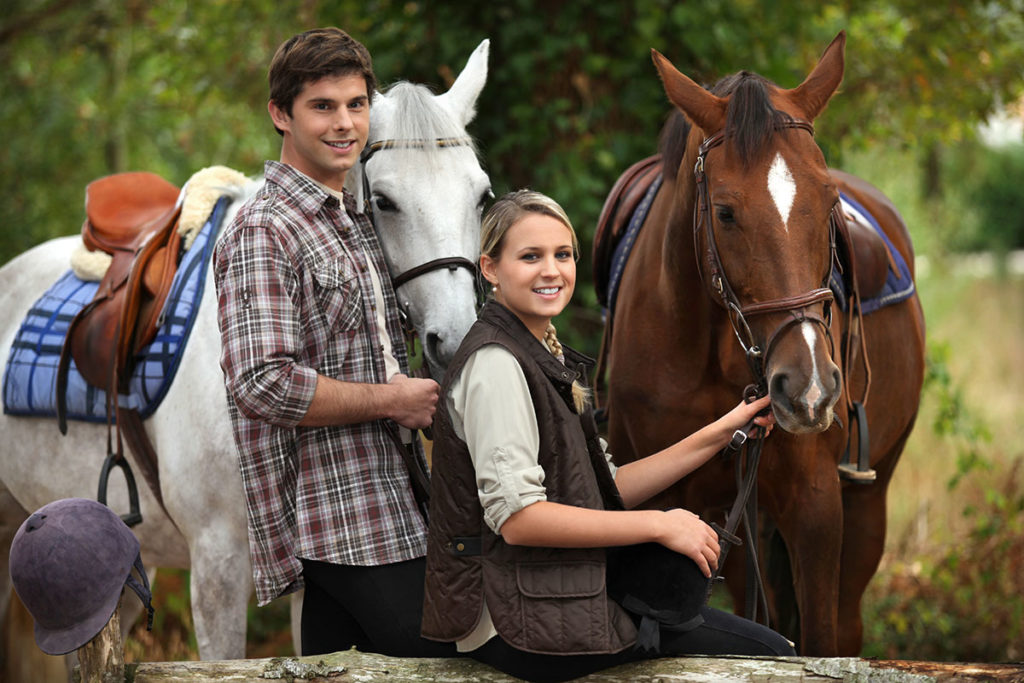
[268,27,377,135]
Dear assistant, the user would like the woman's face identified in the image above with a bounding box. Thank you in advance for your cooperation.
[481,212,576,340]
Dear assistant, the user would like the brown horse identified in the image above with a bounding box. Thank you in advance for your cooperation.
[601,32,925,656]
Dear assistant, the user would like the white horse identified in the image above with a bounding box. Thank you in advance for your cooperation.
[0,39,489,663]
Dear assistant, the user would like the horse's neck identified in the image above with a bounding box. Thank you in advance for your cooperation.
[648,172,705,310]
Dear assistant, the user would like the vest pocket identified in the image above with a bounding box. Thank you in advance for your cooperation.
[312,258,363,333]
[517,560,604,598]
[515,560,610,652]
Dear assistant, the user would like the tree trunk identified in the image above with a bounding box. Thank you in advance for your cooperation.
[76,598,124,683]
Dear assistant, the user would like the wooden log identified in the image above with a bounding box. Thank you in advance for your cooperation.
[76,598,124,683]
[119,650,1024,682]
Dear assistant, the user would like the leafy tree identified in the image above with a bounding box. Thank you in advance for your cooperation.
[1,0,1022,350]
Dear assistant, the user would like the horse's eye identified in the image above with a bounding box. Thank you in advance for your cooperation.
[715,206,735,224]
[373,194,397,212]
[479,188,494,210]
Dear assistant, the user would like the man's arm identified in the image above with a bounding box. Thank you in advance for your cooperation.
[298,372,439,429]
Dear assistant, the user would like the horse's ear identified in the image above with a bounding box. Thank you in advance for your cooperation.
[787,31,845,121]
[651,49,726,134]
[438,39,489,127]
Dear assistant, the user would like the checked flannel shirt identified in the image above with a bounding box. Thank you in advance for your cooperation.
[214,161,428,605]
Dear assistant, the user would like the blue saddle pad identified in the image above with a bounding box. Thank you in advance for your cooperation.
[830,192,916,315]
[2,195,230,421]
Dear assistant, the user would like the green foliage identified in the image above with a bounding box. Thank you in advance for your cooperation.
[922,341,992,489]
[863,332,1021,662]
[862,460,1024,662]
[3,1,1024,353]
[949,143,1024,255]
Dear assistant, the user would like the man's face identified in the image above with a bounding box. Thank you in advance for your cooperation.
[269,73,370,191]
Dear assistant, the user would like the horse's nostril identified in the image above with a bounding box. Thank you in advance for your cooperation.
[770,373,793,412]
[424,332,441,361]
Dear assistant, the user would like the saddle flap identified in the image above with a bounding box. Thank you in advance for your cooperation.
[83,172,180,254]
[593,155,663,306]
[836,207,892,302]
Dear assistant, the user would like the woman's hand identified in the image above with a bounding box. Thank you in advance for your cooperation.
[654,508,720,577]
[715,395,775,447]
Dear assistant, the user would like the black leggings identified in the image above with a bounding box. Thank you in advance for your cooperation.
[469,606,796,683]
[299,557,457,658]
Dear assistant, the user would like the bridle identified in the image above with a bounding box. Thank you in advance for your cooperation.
[357,136,484,510]
[693,119,840,389]
[693,119,843,626]
[359,136,483,340]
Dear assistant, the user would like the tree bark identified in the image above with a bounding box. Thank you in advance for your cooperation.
[114,650,1024,682]
[77,598,124,683]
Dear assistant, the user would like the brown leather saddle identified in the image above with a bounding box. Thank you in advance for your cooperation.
[57,172,183,520]
[834,202,897,304]
[593,154,663,308]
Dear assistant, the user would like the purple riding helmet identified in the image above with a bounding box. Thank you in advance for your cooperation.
[9,497,154,655]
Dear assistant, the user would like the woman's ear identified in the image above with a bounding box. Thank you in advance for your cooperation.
[480,254,498,287]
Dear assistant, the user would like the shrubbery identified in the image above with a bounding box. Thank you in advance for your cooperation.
[862,460,1023,662]
[862,344,1023,662]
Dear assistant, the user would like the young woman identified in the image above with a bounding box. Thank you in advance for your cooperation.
[421,190,794,681]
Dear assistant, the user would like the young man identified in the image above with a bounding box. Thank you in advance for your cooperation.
[214,27,451,657]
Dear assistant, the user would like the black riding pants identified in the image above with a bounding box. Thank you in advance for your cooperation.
[299,557,457,658]
[469,606,796,683]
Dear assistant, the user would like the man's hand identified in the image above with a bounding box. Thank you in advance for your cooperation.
[387,373,440,429]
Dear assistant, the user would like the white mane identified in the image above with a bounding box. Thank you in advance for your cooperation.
[372,81,480,169]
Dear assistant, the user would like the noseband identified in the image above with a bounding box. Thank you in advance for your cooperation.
[693,119,840,383]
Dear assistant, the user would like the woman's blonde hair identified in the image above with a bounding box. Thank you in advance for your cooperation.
[480,190,590,412]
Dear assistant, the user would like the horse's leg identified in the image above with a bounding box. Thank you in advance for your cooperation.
[290,590,303,656]
[836,418,915,655]
[766,522,800,645]
[835,299,925,655]
[185,525,253,659]
[0,481,27,623]
[770,448,845,655]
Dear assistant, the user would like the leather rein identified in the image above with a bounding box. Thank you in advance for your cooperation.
[693,119,843,625]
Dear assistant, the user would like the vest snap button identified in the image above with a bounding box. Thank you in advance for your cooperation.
[456,542,465,552]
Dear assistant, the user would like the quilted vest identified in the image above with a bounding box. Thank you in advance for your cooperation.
[421,301,637,655]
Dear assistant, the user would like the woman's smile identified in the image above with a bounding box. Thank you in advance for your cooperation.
[481,213,577,340]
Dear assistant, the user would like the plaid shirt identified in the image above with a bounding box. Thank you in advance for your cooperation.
[214,161,428,605]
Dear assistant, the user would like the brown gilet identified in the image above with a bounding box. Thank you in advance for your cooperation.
[421,301,637,655]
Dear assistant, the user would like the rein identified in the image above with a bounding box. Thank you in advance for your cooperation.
[693,119,841,626]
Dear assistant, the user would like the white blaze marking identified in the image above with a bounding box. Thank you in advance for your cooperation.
[801,322,823,413]
[767,152,796,231]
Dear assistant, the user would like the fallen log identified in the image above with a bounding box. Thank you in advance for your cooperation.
[85,649,1024,682]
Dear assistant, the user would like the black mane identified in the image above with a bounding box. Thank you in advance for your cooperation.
[658,70,793,177]
[716,71,793,167]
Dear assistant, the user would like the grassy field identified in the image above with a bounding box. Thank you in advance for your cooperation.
[857,266,1024,662]
[883,268,1023,556]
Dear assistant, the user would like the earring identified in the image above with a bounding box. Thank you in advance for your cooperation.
[491,284,498,293]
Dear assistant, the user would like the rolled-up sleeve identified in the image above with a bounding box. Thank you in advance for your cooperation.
[448,345,547,534]
[215,225,318,427]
